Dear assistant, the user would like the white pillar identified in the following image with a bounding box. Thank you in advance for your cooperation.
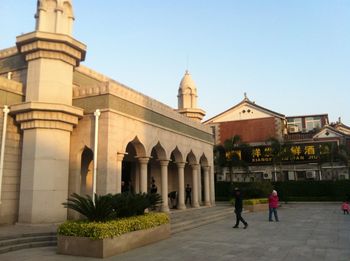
[0,105,10,205]
[138,157,149,193]
[177,162,186,210]
[203,166,211,206]
[191,164,200,208]
[210,166,216,206]
[116,153,125,194]
[160,160,169,212]
[92,109,100,202]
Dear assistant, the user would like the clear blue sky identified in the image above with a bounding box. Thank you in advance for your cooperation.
[1,1,349,124]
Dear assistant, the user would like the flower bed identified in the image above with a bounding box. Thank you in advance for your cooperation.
[57,213,170,258]
[243,198,268,212]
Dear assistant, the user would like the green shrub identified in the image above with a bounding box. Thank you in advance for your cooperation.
[273,180,350,202]
[216,181,273,200]
[62,193,117,222]
[244,198,268,205]
[110,193,162,217]
[219,180,350,202]
[58,213,169,239]
[63,192,163,221]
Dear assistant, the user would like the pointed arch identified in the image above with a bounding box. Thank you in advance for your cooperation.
[170,146,184,163]
[186,150,197,165]
[200,154,209,167]
[151,142,167,161]
[125,136,146,158]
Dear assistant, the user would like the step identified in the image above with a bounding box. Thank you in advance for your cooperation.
[171,208,233,223]
[171,209,233,225]
[0,240,57,254]
[0,235,57,247]
[0,232,56,241]
[171,212,233,234]
[170,206,234,234]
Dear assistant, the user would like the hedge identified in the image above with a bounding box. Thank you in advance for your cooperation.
[274,180,350,202]
[216,180,350,202]
[57,212,169,240]
[215,181,273,200]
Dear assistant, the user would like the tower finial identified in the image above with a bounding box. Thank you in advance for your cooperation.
[35,0,75,36]
[244,92,248,100]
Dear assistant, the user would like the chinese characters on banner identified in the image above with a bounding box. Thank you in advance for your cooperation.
[226,142,336,164]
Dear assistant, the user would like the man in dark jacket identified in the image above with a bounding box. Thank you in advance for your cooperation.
[233,187,248,229]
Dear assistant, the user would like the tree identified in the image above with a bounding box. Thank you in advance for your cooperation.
[317,142,350,180]
[266,137,283,181]
[214,135,249,182]
[265,138,294,181]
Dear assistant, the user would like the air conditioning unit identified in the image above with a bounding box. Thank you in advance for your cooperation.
[288,171,295,180]
[306,171,316,179]
[263,172,272,179]
[288,125,299,133]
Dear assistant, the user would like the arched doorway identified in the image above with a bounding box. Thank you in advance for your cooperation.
[81,146,93,196]
[122,137,147,193]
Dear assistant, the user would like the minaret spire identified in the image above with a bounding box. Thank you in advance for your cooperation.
[177,70,205,122]
[35,0,75,36]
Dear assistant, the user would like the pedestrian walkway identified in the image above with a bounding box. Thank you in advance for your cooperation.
[1,203,349,261]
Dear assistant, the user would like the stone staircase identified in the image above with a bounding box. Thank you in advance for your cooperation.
[0,203,233,254]
[0,232,57,254]
[170,203,233,234]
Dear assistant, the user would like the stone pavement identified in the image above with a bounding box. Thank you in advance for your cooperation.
[1,203,349,261]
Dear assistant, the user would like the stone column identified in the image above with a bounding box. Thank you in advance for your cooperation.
[198,166,202,204]
[191,164,200,208]
[134,163,140,194]
[210,166,216,206]
[55,7,63,33]
[116,153,125,194]
[159,160,169,212]
[176,162,186,210]
[203,166,211,206]
[138,157,149,193]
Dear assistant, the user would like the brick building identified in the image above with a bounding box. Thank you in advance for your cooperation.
[204,95,350,182]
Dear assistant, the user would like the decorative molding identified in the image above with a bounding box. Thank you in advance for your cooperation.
[19,120,73,131]
[16,31,86,66]
[73,66,212,134]
[10,101,83,131]
[0,47,18,59]
[73,95,213,143]
[0,77,24,95]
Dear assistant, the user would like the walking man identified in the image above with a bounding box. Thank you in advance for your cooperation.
[233,187,248,229]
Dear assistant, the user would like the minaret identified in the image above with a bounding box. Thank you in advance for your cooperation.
[177,70,205,122]
[11,0,86,223]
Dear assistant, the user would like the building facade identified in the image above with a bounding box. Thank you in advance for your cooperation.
[205,95,350,182]
[0,0,215,225]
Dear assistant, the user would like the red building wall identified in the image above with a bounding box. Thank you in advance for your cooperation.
[219,117,277,144]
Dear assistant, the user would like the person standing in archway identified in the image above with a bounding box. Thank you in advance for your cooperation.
[185,184,192,206]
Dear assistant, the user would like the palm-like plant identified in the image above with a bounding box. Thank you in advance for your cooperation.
[110,192,162,217]
[63,193,117,222]
[215,135,249,182]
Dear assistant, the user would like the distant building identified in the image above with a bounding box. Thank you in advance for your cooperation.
[204,95,350,182]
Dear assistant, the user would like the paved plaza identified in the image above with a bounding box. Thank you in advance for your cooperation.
[1,203,349,261]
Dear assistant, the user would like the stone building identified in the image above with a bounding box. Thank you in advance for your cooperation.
[0,0,215,225]
[205,95,350,182]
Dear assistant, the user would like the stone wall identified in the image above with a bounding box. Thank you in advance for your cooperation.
[0,79,23,224]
